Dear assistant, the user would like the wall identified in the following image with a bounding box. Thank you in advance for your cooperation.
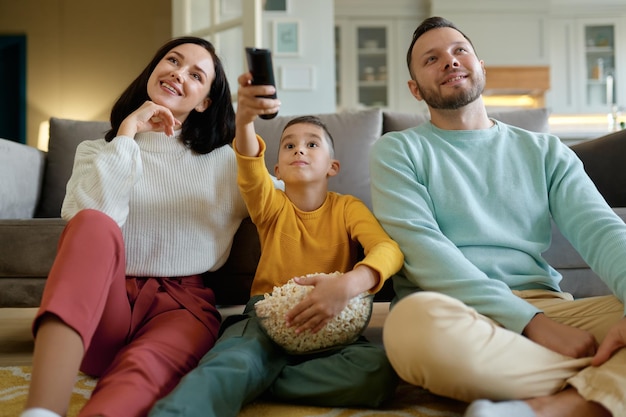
[0,0,171,148]
[260,0,336,116]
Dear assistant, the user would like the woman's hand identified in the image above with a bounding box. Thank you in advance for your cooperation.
[118,101,181,138]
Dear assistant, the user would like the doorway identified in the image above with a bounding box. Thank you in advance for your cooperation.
[0,35,27,144]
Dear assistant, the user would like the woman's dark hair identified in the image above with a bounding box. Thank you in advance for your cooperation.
[105,36,235,154]
[283,115,336,158]
[406,16,476,78]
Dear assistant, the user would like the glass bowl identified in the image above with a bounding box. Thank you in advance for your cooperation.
[255,278,374,355]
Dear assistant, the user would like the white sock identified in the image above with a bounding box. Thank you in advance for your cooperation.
[20,408,62,417]
[464,399,536,417]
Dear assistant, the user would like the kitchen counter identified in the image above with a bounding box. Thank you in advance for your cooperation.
[549,113,624,145]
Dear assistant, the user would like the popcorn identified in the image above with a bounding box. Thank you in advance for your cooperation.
[254,272,373,354]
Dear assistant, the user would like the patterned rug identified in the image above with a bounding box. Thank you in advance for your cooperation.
[0,366,466,417]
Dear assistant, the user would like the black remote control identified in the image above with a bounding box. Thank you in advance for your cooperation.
[245,47,278,120]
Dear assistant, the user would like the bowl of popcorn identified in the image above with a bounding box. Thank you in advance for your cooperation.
[254,272,374,354]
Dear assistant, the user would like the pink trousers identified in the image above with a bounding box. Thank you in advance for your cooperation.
[34,209,222,417]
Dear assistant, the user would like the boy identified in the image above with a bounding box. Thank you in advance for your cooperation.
[150,72,404,417]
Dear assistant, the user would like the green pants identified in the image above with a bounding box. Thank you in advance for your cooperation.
[150,298,398,417]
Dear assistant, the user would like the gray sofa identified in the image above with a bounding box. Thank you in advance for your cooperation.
[0,108,622,308]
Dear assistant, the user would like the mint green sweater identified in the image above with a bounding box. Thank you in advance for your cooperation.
[370,120,626,333]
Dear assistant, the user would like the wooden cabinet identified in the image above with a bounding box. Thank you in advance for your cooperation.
[335,19,390,110]
[334,18,427,113]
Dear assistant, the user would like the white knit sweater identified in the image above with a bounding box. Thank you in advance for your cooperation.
[61,132,248,277]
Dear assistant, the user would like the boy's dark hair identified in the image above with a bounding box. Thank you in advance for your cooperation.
[106,36,235,155]
[406,16,476,78]
[283,115,336,157]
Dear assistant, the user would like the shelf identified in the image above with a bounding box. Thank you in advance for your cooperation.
[358,48,387,55]
[586,46,613,54]
[359,81,387,87]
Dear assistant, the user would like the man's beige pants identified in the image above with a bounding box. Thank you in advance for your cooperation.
[383,290,625,416]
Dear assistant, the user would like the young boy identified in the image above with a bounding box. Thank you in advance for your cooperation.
[149,73,404,417]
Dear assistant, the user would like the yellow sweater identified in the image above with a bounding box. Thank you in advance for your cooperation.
[235,137,403,297]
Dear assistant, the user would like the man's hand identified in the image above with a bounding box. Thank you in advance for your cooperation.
[592,316,626,366]
[523,313,598,358]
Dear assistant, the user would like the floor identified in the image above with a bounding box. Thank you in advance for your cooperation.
[0,303,388,368]
[0,308,36,367]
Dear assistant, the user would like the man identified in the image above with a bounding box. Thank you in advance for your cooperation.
[369,16,626,417]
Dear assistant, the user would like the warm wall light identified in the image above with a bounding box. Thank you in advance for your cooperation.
[549,114,623,133]
[37,121,50,151]
[482,95,539,108]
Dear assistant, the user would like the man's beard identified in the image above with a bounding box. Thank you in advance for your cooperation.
[417,72,485,110]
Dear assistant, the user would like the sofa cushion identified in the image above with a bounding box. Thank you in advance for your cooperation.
[254,107,383,209]
[383,108,550,134]
[36,118,111,218]
[489,108,550,133]
[0,139,45,219]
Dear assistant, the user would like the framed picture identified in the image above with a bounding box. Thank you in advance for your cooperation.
[273,20,300,57]
[280,65,315,90]
[264,0,289,12]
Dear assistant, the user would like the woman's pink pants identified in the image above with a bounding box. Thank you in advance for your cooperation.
[34,209,221,417]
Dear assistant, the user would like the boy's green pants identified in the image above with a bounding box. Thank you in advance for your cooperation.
[149,298,398,417]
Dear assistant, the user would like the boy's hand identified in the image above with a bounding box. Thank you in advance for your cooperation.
[285,273,352,334]
[236,73,280,127]
[285,266,378,334]
[234,72,280,157]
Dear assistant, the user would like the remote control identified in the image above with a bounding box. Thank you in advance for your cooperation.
[245,47,278,120]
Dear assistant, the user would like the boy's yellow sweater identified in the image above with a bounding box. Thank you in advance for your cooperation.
[235,137,403,297]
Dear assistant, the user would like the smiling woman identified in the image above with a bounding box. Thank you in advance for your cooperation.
[19,36,248,417]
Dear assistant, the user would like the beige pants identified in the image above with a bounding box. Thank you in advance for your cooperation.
[383,290,625,416]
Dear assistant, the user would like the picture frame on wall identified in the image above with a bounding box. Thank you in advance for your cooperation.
[220,0,290,16]
[273,20,300,57]
[280,65,315,90]
[264,0,289,12]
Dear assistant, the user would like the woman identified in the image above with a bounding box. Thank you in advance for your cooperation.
[21,36,248,417]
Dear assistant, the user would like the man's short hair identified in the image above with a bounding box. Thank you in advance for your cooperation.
[406,16,476,78]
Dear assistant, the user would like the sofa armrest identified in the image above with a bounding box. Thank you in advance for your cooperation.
[0,219,66,278]
[0,218,65,307]
[570,129,626,207]
[0,139,45,219]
